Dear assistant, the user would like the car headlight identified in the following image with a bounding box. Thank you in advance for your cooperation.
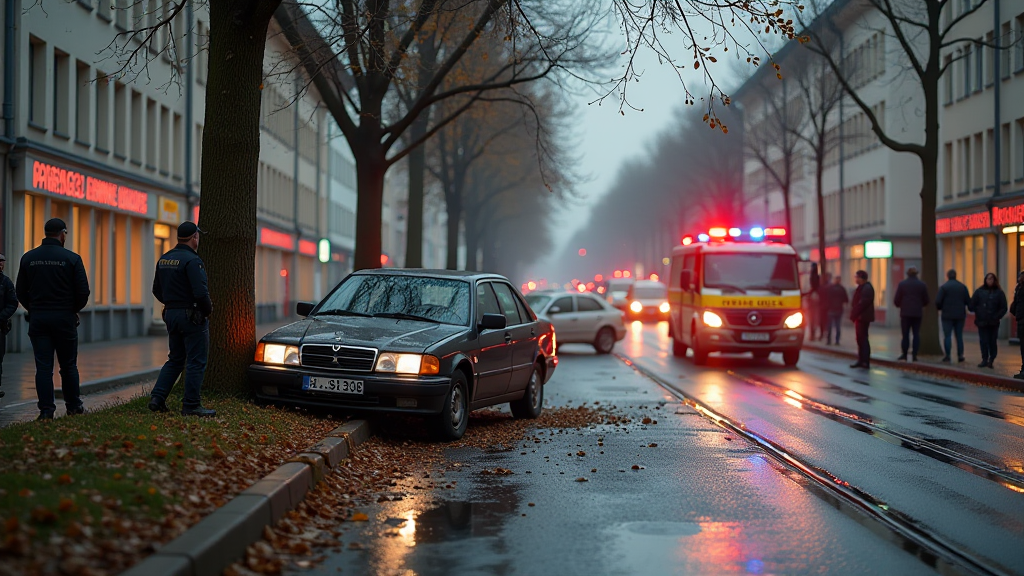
[702,311,724,328]
[375,352,441,375]
[630,301,643,313]
[256,342,300,366]
[784,312,804,329]
[659,302,670,314]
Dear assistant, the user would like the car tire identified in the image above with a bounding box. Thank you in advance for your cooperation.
[752,351,771,360]
[510,364,544,419]
[435,371,470,441]
[783,350,800,367]
[691,332,708,365]
[671,335,688,357]
[593,327,615,355]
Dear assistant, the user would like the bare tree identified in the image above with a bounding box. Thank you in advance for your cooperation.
[801,0,1015,355]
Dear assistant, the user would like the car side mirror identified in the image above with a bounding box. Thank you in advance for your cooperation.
[296,302,315,317]
[549,306,562,315]
[479,313,507,331]
[680,270,692,291]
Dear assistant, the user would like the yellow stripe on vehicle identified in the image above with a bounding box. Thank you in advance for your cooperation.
[699,295,801,309]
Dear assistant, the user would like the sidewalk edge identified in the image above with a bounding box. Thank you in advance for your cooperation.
[118,419,373,576]
[55,368,163,398]
[804,343,1024,393]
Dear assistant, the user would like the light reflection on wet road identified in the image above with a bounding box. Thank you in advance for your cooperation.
[289,321,978,576]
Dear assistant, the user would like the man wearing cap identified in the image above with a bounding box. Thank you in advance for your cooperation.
[15,218,91,419]
[150,222,215,417]
[0,254,19,399]
[849,270,875,369]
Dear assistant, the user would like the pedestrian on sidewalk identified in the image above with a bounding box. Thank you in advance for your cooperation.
[894,267,929,362]
[969,273,1007,369]
[15,219,91,420]
[0,254,18,399]
[824,275,848,345]
[149,222,216,417]
[1008,272,1024,379]
[936,269,971,363]
[806,287,822,341]
[849,270,875,369]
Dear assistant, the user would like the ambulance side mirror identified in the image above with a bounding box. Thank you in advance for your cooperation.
[679,270,692,291]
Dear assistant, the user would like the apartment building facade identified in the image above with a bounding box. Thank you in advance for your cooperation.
[0,0,364,350]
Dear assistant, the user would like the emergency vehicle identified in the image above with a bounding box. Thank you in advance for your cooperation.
[668,226,818,366]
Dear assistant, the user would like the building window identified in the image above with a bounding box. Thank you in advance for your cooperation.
[115,0,128,29]
[973,132,983,191]
[194,123,203,184]
[985,31,995,86]
[160,105,170,174]
[114,82,126,157]
[75,60,91,145]
[73,207,91,294]
[1017,15,1024,72]
[944,54,954,104]
[944,142,953,198]
[130,90,142,164]
[197,21,209,85]
[1002,22,1013,78]
[1016,119,1024,181]
[974,40,984,92]
[96,72,110,152]
[94,212,109,305]
[146,98,157,170]
[963,45,972,97]
[53,50,70,136]
[28,38,46,127]
[97,0,111,20]
[172,112,183,178]
[113,214,128,304]
[986,129,995,188]
[130,220,143,304]
[1004,122,1013,183]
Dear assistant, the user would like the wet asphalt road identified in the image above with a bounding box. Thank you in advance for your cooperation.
[287,321,1024,576]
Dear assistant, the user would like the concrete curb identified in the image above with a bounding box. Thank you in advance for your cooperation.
[55,368,162,399]
[120,420,372,576]
[804,343,1024,393]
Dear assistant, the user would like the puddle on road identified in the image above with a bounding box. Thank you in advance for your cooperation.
[604,520,773,575]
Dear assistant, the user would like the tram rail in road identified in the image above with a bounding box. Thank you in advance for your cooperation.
[615,352,1015,576]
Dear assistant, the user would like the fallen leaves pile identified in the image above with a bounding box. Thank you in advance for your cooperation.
[0,395,338,576]
[228,404,615,575]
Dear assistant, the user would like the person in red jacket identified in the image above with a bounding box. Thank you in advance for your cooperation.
[849,270,875,369]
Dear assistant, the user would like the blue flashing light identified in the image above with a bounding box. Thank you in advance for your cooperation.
[697,233,710,243]
[749,227,765,239]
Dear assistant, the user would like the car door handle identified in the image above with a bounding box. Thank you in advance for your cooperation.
[504,332,513,344]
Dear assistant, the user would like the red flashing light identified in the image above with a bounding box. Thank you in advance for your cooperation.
[576,283,587,293]
[280,269,288,277]
[623,271,632,278]
[594,274,603,283]
[586,282,596,290]
[708,227,728,238]
[650,273,659,281]
[578,248,587,256]
[765,227,787,237]
[381,254,390,265]
[613,270,622,278]
[682,236,693,246]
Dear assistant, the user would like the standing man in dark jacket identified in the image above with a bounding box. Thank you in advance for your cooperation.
[935,269,971,363]
[0,254,19,399]
[149,222,216,417]
[1008,272,1024,379]
[849,270,875,369]
[15,218,91,420]
[824,275,849,345]
[969,273,1007,368]
[893,267,930,361]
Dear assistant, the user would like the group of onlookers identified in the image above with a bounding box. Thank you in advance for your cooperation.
[806,267,1024,377]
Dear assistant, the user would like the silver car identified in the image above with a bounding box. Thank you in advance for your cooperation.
[525,291,627,354]
[606,278,635,311]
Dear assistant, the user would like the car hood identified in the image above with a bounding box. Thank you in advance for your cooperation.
[262,317,469,352]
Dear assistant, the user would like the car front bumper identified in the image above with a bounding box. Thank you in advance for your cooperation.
[247,364,452,414]
[695,327,803,352]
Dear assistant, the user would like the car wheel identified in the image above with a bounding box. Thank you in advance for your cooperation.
[435,371,469,440]
[510,365,543,419]
[593,327,615,355]
[671,334,688,357]
[752,350,770,360]
[691,331,708,366]
[783,350,800,367]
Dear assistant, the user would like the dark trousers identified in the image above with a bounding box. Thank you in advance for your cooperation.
[28,311,82,414]
[151,309,209,409]
[941,318,965,359]
[978,326,998,362]
[826,312,842,343]
[0,329,6,388]
[855,320,871,366]
[900,316,922,356]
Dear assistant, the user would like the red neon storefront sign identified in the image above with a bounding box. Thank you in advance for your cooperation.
[298,239,317,256]
[32,160,149,215]
[992,204,1024,227]
[935,211,991,234]
[259,227,295,251]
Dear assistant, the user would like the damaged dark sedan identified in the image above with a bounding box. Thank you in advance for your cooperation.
[248,270,557,440]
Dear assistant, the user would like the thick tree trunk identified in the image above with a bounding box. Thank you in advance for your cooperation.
[919,74,942,356]
[445,198,461,270]
[404,119,426,268]
[354,150,386,270]
[199,0,278,395]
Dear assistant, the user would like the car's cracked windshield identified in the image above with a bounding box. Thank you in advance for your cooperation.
[314,275,471,326]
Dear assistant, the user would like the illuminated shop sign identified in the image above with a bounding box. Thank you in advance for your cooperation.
[935,211,991,234]
[864,240,893,259]
[298,239,317,257]
[158,197,181,223]
[30,160,150,216]
[259,227,295,251]
[992,203,1024,227]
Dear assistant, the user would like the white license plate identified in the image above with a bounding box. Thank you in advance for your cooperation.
[741,332,771,342]
[303,376,364,395]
